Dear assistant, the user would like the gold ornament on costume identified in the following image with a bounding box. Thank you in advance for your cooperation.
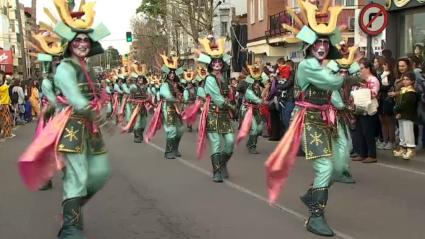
[160,54,179,69]
[183,70,195,82]
[385,0,392,9]
[196,64,208,80]
[336,46,358,68]
[31,31,65,56]
[131,62,147,76]
[281,0,343,42]
[198,37,226,58]
[394,0,410,7]
[247,64,263,79]
[53,0,95,30]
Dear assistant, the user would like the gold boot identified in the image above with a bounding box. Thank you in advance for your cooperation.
[402,148,415,160]
[393,146,406,157]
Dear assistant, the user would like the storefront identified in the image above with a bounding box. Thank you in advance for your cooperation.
[385,0,425,58]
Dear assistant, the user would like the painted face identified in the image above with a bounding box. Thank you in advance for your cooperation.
[168,71,176,81]
[311,38,330,61]
[70,33,91,59]
[212,59,224,71]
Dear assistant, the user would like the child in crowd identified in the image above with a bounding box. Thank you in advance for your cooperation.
[393,72,418,160]
[276,58,291,82]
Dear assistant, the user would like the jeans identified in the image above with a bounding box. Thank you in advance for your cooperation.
[355,114,378,158]
[280,100,295,133]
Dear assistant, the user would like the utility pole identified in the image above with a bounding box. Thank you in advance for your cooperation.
[15,1,27,80]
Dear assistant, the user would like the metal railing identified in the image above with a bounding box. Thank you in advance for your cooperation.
[265,11,292,37]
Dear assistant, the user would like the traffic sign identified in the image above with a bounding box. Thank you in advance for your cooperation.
[359,3,388,36]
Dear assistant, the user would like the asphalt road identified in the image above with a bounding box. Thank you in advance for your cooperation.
[1,122,425,239]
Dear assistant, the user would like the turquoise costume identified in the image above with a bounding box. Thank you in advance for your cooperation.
[328,55,361,184]
[159,56,185,159]
[129,75,149,143]
[197,37,234,182]
[241,70,269,154]
[105,80,113,117]
[49,1,111,238]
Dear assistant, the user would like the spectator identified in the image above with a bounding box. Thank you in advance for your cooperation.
[267,73,284,141]
[411,56,425,148]
[0,72,14,140]
[382,49,397,69]
[374,56,384,77]
[28,80,40,118]
[278,60,295,134]
[414,44,424,67]
[352,59,380,163]
[389,57,412,97]
[393,72,418,160]
[11,79,26,124]
[377,58,396,150]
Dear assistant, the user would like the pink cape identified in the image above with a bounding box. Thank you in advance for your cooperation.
[18,107,72,191]
[144,101,163,143]
[264,108,306,204]
[121,104,141,133]
[196,97,210,159]
[111,93,119,119]
[118,95,128,124]
[181,99,202,124]
[236,105,253,145]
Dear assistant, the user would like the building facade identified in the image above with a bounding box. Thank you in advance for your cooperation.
[385,0,425,58]
[247,0,361,63]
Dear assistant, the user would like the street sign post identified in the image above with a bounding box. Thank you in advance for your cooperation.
[358,3,388,59]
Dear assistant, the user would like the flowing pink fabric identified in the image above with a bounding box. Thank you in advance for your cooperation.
[182,99,202,124]
[265,108,306,204]
[121,104,141,133]
[118,95,128,123]
[196,97,210,159]
[34,101,49,139]
[111,93,119,118]
[18,107,72,191]
[144,100,163,143]
[236,105,253,145]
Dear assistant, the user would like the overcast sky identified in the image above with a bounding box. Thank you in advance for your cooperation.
[19,0,141,54]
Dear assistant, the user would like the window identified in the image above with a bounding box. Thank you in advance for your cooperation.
[250,0,255,24]
[398,11,425,57]
[258,0,264,21]
[334,0,355,7]
[221,22,228,36]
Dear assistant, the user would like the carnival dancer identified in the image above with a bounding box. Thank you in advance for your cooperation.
[123,64,151,143]
[265,1,345,236]
[18,1,112,238]
[29,29,65,191]
[237,64,269,154]
[182,69,196,132]
[105,76,113,118]
[328,43,361,184]
[113,74,124,124]
[195,64,208,100]
[145,54,184,159]
[195,37,234,182]
[120,69,132,127]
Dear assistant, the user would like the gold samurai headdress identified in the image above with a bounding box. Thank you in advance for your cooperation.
[196,36,232,66]
[160,54,184,76]
[47,0,111,57]
[282,0,344,59]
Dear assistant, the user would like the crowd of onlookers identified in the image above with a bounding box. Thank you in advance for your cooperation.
[0,70,41,143]
[254,47,425,162]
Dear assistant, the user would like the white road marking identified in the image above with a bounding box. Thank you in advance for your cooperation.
[148,142,357,239]
[376,163,425,176]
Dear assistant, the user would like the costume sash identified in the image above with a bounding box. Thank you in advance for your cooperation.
[182,99,202,124]
[236,104,253,145]
[18,107,72,191]
[121,104,141,133]
[144,100,163,143]
[196,96,210,159]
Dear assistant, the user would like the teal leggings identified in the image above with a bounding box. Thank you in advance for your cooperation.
[62,142,110,201]
[207,132,235,156]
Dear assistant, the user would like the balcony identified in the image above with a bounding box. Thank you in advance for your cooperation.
[265,11,292,38]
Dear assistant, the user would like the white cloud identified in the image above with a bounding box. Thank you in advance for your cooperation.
[19,0,140,54]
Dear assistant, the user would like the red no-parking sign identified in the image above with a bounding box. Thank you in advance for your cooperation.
[359,3,388,36]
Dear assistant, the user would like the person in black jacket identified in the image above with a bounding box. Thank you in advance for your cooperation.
[393,72,418,160]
